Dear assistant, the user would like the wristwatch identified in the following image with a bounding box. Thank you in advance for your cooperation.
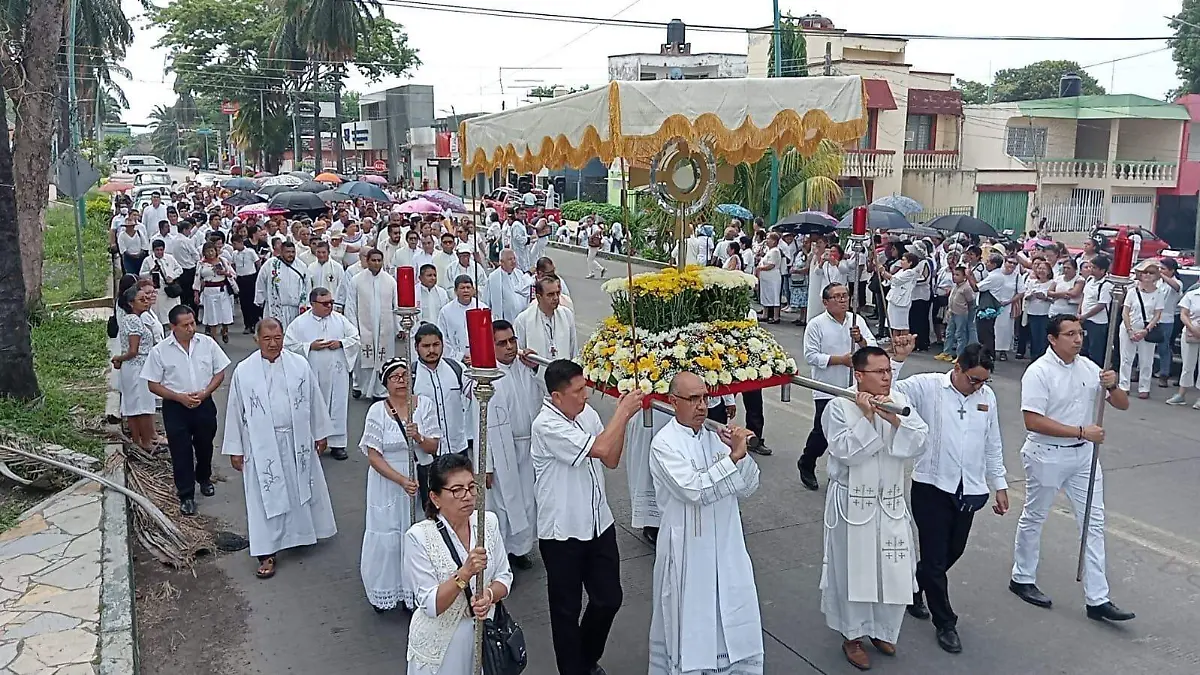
[452,573,467,590]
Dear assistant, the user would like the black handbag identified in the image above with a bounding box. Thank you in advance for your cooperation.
[435,520,527,675]
[164,281,183,298]
[1135,289,1166,343]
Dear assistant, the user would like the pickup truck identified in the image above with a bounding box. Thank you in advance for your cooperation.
[482,187,561,223]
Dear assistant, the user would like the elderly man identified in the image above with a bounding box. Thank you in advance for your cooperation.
[344,249,398,400]
[222,318,337,580]
[437,275,486,364]
[533,256,572,308]
[432,232,458,288]
[648,371,763,675]
[445,244,488,294]
[306,239,344,301]
[284,287,361,460]
[254,241,308,329]
[483,249,532,323]
[514,274,577,364]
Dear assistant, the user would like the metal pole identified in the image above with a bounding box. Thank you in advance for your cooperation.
[768,0,782,226]
[1076,274,1129,582]
[396,307,421,525]
[66,0,87,297]
[465,365,504,675]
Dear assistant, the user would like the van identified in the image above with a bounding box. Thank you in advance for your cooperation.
[121,155,169,174]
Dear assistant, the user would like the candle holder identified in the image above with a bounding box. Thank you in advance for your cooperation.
[465,364,504,673]
[394,305,422,524]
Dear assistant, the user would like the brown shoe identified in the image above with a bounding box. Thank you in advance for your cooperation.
[843,639,871,670]
[870,638,896,656]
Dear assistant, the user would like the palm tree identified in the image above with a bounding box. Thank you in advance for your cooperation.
[767,14,809,77]
[147,104,182,165]
[714,139,845,219]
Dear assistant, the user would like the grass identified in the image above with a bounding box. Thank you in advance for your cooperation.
[43,193,114,306]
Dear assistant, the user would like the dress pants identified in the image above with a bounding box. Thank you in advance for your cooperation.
[1118,328,1155,394]
[236,273,260,328]
[909,298,932,350]
[1156,321,1180,378]
[911,480,977,629]
[742,388,764,441]
[539,525,623,675]
[798,398,832,473]
[1011,441,1110,606]
[1083,319,1111,364]
[161,397,217,502]
[977,317,996,352]
[178,267,197,311]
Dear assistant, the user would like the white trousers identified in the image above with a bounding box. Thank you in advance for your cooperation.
[1118,326,1155,394]
[586,246,606,276]
[1011,441,1109,606]
[1181,338,1200,389]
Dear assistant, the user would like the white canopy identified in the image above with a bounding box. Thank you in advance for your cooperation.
[460,76,866,178]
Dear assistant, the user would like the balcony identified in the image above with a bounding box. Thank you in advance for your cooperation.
[903,150,960,171]
[1031,159,1178,188]
[1111,160,1177,187]
[842,149,895,178]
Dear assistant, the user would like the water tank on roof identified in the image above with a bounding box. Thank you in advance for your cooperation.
[667,19,686,47]
[1060,73,1083,98]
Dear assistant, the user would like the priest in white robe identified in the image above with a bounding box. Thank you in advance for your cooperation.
[626,407,670,542]
[254,242,308,329]
[648,371,764,675]
[514,274,577,362]
[507,218,529,272]
[432,233,458,290]
[437,276,486,364]
[444,245,488,294]
[483,249,532,323]
[336,249,369,311]
[417,264,450,325]
[533,256,573,310]
[391,230,420,273]
[222,318,337,579]
[376,224,406,274]
[344,249,398,400]
[284,287,360,459]
[820,345,929,670]
[306,240,344,301]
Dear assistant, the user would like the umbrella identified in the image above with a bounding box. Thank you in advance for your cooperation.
[260,174,303,187]
[716,203,754,220]
[773,211,839,235]
[222,177,258,191]
[315,172,342,184]
[288,170,314,180]
[395,198,443,214]
[838,205,910,231]
[339,181,391,202]
[893,225,941,239]
[267,191,329,212]
[237,203,289,217]
[99,181,132,193]
[256,184,294,198]
[872,195,924,216]
[294,181,330,193]
[318,189,355,204]
[362,174,388,185]
[223,192,267,208]
[254,171,273,178]
[926,214,1001,239]
[419,189,466,213]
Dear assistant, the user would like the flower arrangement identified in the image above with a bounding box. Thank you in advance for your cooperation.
[600,265,757,333]
[581,317,797,394]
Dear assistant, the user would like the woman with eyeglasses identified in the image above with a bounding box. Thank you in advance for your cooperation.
[402,453,512,675]
[360,357,441,613]
[1119,260,1165,399]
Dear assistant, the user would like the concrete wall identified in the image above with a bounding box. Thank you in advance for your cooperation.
[1074,121,1110,160]
[909,71,954,89]
[607,53,748,81]
[1164,95,1200,196]
[1116,118,1184,163]
[961,105,1031,171]
[901,170,978,211]
[747,33,770,78]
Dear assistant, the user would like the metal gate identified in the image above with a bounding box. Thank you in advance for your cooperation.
[977,191,1029,235]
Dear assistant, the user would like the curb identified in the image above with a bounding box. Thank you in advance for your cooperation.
[99,445,137,675]
[547,241,671,270]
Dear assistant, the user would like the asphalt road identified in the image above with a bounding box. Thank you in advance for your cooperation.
[199,248,1200,675]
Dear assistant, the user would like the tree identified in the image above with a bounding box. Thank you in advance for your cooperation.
[767,13,808,77]
[342,90,361,116]
[714,140,845,220]
[1170,1,1200,98]
[955,60,1105,104]
[955,78,990,105]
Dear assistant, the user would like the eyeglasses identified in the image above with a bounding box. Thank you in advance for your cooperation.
[670,393,708,406]
[825,294,850,301]
[313,300,333,307]
[965,373,992,386]
[442,484,478,500]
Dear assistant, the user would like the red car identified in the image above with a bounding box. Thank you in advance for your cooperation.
[482,187,561,223]
[1090,225,1172,261]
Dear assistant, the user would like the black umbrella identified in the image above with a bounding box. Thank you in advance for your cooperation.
[288,170,314,180]
[256,184,294,198]
[222,177,258,191]
[926,214,1001,238]
[838,205,910,231]
[294,181,329,193]
[223,192,266,208]
[267,191,329,212]
[895,225,941,239]
[773,211,840,236]
[337,180,391,202]
[318,189,354,204]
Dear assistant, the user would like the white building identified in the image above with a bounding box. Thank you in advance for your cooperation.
[609,20,748,82]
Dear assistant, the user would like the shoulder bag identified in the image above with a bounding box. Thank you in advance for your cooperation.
[435,520,527,675]
[1135,290,1166,343]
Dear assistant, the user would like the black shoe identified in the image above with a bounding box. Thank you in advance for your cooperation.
[798,463,819,491]
[199,482,215,497]
[907,591,930,620]
[747,438,772,456]
[330,447,349,461]
[589,666,607,675]
[352,389,362,399]
[1008,580,1052,608]
[1086,601,1135,622]
[180,499,197,516]
[642,526,659,544]
[508,554,533,570]
[936,626,962,653]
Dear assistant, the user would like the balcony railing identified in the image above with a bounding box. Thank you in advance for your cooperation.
[903,150,960,171]
[842,149,895,178]
[1035,159,1108,180]
[1111,160,1177,185]
[1031,158,1178,186]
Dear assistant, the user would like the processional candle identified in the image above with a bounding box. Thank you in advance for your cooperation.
[466,308,497,368]
[397,266,417,307]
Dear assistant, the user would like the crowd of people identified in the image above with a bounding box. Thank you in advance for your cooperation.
[107,177,1175,674]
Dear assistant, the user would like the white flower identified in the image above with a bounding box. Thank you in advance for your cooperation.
[787,357,798,371]
[654,379,670,394]
[618,378,635,393]
[638,379,653,394]
[718,370,733,385]
[758,364,773,379]
[746,337,764,353]
[672,343,688,359]
[703,370,719,386]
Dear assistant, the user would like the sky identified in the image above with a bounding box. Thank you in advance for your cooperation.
[117,0,1186,127]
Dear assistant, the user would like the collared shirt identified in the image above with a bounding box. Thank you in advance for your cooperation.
[802,311,877,401]
[893,371,1007,496]
[140,333,230,394]
[412,358,471,455]
[168,233,200,269]
[531,401,613,541]
[1080,277,1113,324]
[1021,349,1103,447]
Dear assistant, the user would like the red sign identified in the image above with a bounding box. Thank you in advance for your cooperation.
[436,132,452,158]
[373,159,387,172]
[220,101,240,115]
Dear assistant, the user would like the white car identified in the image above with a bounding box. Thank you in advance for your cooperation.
[119,155,169,174]
[133,172,173,188]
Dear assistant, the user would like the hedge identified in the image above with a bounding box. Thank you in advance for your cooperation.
[559,200,624,224]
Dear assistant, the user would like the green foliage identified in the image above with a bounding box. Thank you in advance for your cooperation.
[0,311,110,461]
[1170,1,1200,98]
[342,90,361,114]
[767,14,809,77]
[955,60,1105,104]
[560,200,623,224]
[42,197,113,305]
[712,139,845,223]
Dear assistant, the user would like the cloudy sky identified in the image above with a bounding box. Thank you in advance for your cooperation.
[118,0,1185,127]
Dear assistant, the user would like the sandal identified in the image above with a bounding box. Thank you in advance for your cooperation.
[256,556,276,579]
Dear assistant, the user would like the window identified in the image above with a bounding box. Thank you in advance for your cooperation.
[905,114,934,151]
[1188,123,1200,162]
[858,110,878,150]
[1005,126,1048,159]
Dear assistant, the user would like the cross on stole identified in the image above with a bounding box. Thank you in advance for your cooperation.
[880,485,904,511]
[850,485,876,509]
[882,538,907,562]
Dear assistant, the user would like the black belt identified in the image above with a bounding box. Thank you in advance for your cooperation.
[1043,441,1085,448]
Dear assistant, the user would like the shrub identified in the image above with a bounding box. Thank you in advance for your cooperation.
[560,200,623,224]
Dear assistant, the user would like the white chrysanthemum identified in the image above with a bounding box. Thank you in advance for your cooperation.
[787,357,798,371]
[614,347,632,362]
[702,370,718,386]
[618,378,635,393]
[638,379,654,394]
[717,370,733,385]
[600,278,628,294]
[746,337,764,353]
[758,364,774,379]
[672,343,688,359]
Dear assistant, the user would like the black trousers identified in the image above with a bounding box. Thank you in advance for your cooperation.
[798,398,832,473]
[236,273,259,328]
[178,268,197,311]
[1083,319,1111,364]
[909,298,932,350]
[977,317,996,352]
[539,525,623,675]
[161,398,217,501]
[707,402,729,424]
[911,480,977,630]
[742,388,764,441]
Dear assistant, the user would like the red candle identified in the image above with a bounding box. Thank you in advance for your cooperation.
[1110,233,1134,278]
[397,266,416,307]
[851,205,868,237]
[465,308,497,368]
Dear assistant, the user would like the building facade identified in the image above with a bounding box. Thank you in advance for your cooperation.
[608,20,748,82]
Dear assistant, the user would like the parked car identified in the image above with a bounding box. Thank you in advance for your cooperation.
[119,155,169,174]
[1089,225,1171,261]
[482,187,561,222]
[133,172,173,188]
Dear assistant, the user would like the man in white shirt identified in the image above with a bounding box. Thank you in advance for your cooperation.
[411,324,476,497]
[436,275,485,364]
[1078,254,1114,362]
[1009,314,1134,623]
[412,234,437,276]
[229,235,260,333]
[416,263,449,325]
[514,274,577,363]
[444,245,488,295]
[684,225,713,267]
[141,305,230,516]
[798,283,878,490]
[531,359,643,675]
[609,220,624,255]
[483,249,532,323]
[891,343,1008,654]
[713,226,740,265]
[254,241,308,329]
[432,232,458,289]
[142,194,169,235]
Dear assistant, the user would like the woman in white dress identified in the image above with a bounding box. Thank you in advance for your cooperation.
[1047,257,1084,318]
[193,242,235,343]
[112,286,157,452]
[1120,260,1165,398]
[877,252,920,340]
[403,453,513,675]
[756,232,783,324]
[360,357,441,612]
[1022,259,1056,360]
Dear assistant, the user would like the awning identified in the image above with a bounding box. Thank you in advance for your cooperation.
[909,89,963,117]
[864,79,898,111]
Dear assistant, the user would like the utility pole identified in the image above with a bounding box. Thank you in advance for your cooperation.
[824,41,832,76]
[65,0,87,296]
[768,0,782,227]
[291,88,302,171]
[334,71,345,174]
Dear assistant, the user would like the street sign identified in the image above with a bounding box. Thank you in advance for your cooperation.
[52,150,100,201]
[221,101,239,115]
[373,159,387,172]
[195,127,216,136]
